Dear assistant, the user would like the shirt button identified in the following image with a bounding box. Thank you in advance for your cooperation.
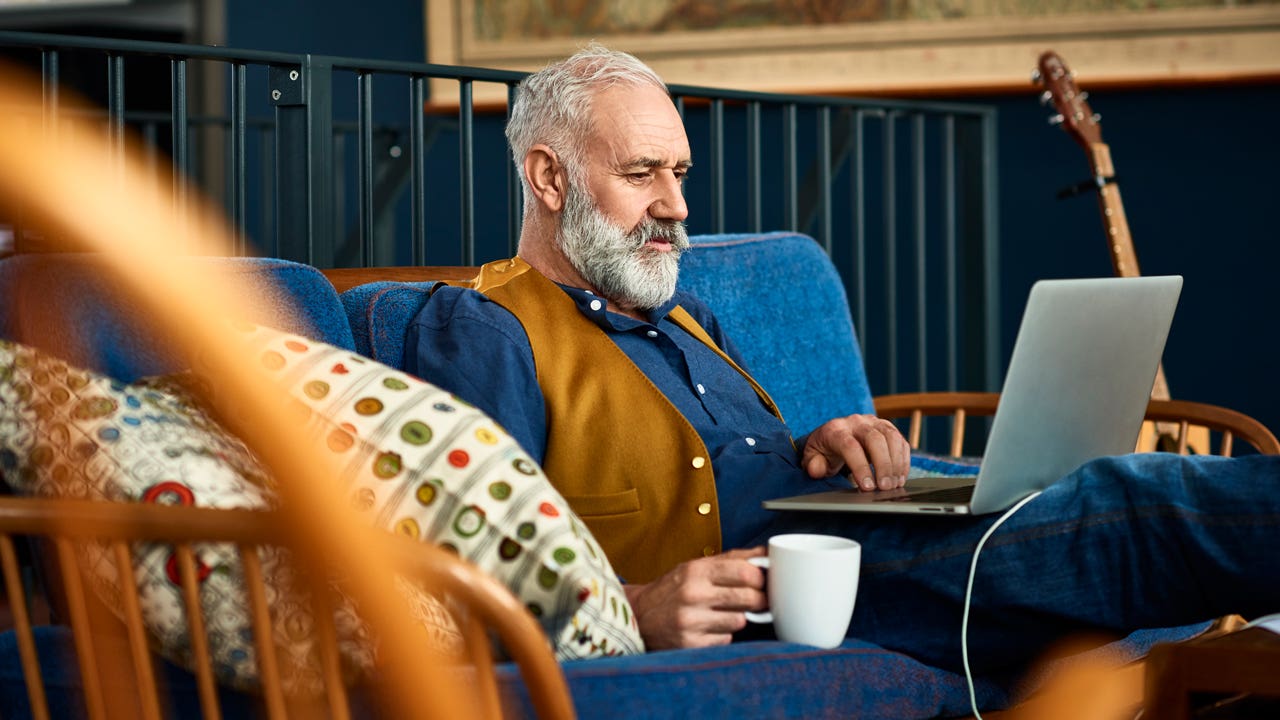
[691,456,706,469]
[702,546,716,557]
[589,299,602,311]
[745,437,756,446]
[697,502,712,515]
[646,330,658,338]
[696,383,706,395]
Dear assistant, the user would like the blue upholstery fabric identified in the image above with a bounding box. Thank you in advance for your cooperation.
[677,232,874,436]
[0,254,354,382]
[339,280,434,363]
[497,638,1008,719]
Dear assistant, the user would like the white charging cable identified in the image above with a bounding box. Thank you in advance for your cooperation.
[962,490,1043,720]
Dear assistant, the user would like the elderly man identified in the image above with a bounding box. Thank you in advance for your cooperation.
[406,44,1279,675]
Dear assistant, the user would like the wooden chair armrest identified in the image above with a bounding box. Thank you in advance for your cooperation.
[321,266,479,293]
[873,392,1000,457]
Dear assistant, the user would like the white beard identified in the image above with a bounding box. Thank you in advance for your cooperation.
[556,183,690,312]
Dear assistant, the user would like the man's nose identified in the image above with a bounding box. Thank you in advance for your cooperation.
[650,172,688,222]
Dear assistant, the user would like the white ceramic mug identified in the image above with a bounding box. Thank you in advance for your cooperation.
[744,533,861,648]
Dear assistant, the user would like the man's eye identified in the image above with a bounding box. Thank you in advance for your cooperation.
[628,172,650,182]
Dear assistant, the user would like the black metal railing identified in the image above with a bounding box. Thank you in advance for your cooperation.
[0,30,1001,397]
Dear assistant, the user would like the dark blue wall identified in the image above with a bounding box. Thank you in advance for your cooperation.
[979,84,1280,440]
[224,0,1280,437]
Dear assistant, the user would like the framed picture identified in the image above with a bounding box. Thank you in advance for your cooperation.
[426,0,1280,104]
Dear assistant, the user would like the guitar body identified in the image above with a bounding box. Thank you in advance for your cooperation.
[1035,52,1208,454]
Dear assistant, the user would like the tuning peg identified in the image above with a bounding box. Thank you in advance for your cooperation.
[1039,90,1053,106]
[1092,113,1102,123]
[1031,68,1041,84]
[1048,114,1064,126]
[1079,91,1089,101]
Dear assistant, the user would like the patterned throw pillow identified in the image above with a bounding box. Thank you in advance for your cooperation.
[225,322,642,660]
[0,339,419,693]
[0,329,643,689]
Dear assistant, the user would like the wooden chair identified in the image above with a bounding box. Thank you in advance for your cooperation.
[874,391,1280,457]
[0,499,572,720]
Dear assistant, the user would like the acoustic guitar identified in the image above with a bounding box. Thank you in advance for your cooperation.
[1033,50,1205,453]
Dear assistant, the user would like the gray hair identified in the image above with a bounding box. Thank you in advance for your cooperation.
[506,43,668,211]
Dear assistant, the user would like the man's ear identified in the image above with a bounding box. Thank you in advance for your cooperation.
[524,144,566,213]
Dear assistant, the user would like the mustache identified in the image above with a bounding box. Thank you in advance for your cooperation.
[629,217,690,252]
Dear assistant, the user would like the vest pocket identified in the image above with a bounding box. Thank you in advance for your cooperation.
[562,487,640,517]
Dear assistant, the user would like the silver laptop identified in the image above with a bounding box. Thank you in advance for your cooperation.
[764,275,1183,516]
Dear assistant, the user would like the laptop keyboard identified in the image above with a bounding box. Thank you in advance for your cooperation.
[877,485,975,504]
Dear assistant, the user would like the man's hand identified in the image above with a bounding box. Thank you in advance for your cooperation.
[801,414,910,491]
[623,547,766,650]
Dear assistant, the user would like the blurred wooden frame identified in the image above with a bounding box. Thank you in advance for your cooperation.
[875,391,1280,457]
[426,1,1280,103]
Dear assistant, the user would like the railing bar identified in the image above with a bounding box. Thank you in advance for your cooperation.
[260,127,275,257]
[883,112,898,393]
[1,535,51,720]
[411,75,427,265]
[333,133,346,261]
[710,98,725,233]
[358,71,375,266]
[41,48,59,135]
[506,81,521,255]
[851,110,867,353]
[55,538,107,720]
[171,57,189,245]
[982,111,1002,392]
[459,79,475,266]
[746,101,762,233]
[0,29,993,114]
[913,113,927,394]
[819,107,833,253]
[107,53,125,168]
[175,544,223,719]
[783,103,797,231]
[231,62,248,254]
[112,542,163,720]
[943,115,958,391]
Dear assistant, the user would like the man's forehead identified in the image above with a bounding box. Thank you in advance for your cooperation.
[590,85,691,165]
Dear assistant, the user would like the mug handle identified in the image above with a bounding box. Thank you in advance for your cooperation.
[743,556,771,624]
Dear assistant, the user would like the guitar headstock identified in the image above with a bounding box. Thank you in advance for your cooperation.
[1034,51,1100,148]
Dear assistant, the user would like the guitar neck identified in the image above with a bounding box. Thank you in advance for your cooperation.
[1087,143,1142,278]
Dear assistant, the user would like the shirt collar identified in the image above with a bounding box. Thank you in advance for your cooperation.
[556,284,680,331]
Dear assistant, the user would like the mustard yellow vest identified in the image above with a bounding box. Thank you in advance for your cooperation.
[465,257,784,583]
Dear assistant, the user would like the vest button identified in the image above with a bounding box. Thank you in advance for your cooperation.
[697,502,712,515]
[691,456,706,469]
[702,545,716,557]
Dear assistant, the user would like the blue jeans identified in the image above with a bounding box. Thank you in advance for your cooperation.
[754,452,1280,676]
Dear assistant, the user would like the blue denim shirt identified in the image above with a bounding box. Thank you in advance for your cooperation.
[404,283,821,549]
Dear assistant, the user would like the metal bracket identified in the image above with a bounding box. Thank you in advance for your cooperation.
[269,65,303,106]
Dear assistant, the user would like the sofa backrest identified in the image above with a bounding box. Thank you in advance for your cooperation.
[0,254,354,382]
[341,231,874,437]
[677,232,873,435]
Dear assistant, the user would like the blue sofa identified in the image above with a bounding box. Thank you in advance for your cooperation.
[0,232,1205,718]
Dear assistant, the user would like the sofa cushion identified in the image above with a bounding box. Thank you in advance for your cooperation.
[677,232,874,436]
[0,254,355,382]
[498,637,1008,719]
